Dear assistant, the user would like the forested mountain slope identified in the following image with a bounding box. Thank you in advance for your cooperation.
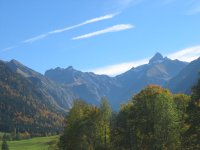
[0,61,65,135]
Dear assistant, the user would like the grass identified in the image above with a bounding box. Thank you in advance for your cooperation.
[0,136,59,150]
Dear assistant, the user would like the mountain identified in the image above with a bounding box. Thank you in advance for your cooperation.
[0,52,196,113]
[166,57,200,94]
[1,52,199,134]
[0,61,65,135]
[113,53,188,106]
[6,60,75,110]
[45,66,120,106]
[45,53,188,109]
[149,52,165,64]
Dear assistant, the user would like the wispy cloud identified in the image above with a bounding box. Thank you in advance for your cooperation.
[167,45,200,62]
[50,12,120,34]
[0,45,19,53]
[72,24,134,40]
[90,59,148,76]
[22,12,119,43]
[90,45,200,76]
[23,34,49,43]
[1,12,120,51]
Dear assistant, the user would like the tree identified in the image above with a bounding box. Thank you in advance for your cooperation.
[15,132,21,141]
[1,135,9,150]
[59,100,103,150]
[59,100,89,150]
[99,98,112,149]
[184,77,200,149]
[173,94,191,148]
[11,128,16,140]
[110,102,135,150]
[131,85,180,150]
[59,99,113,150]
[111,85,181,150]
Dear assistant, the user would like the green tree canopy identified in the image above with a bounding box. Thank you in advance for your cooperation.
[111,101,135,150]
[59,99,112,150]
[59,85,196,150]
[131,85,180,150]
[173,94,191,149]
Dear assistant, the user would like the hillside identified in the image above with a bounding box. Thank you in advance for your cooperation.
[166,57,200,94]
[0,61,65,135]
[6,59,75,110]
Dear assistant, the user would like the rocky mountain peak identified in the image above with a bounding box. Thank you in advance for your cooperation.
[149,52,164,64]
[67,66,74,70]
[10,59,23,66]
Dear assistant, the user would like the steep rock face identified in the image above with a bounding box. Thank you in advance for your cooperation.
[6,60,75,110]
[166,57,200,94]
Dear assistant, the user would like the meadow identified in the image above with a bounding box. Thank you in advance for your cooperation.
[0,136,58,150]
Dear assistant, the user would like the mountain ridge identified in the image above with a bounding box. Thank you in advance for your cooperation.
[1,52,199,134]
[6,59,76,110]
[44,53,189,109]
[1,53,198,111]
[166,57,200,94]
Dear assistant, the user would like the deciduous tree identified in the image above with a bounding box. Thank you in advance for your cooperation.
[131,85,180,149]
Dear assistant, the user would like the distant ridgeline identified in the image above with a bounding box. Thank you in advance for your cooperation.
[0,53,200,135]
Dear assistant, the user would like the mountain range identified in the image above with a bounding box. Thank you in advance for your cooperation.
[0,53,200,133]
[45,52,189,108]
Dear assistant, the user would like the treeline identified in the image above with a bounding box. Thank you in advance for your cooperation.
[59,79,200,150]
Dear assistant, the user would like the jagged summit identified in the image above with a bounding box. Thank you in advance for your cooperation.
[149,52,164,64]
[10,59,23,66]
[51,66,75,72]
[66,66,74,70]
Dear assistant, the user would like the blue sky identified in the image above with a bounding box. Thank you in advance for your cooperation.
[0,0,200,76]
